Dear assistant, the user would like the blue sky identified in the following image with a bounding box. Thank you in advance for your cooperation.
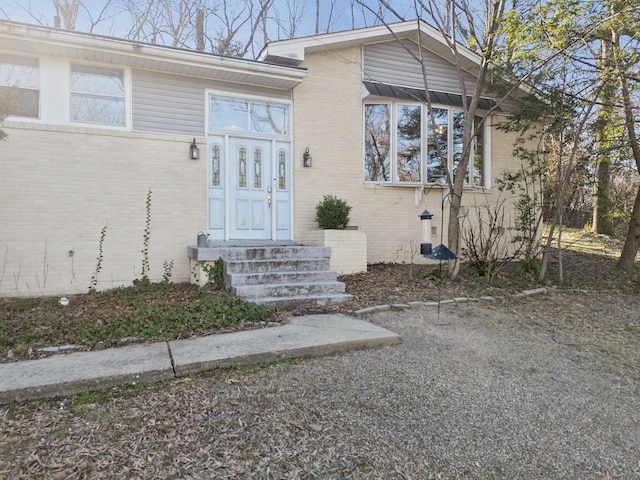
[0,0,407,56]
[0,1,403,39]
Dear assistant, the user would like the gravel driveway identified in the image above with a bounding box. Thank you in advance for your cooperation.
[2,296,639,479]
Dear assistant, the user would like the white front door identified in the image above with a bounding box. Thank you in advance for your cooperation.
[207,136,292,242]
[228,137,272,240]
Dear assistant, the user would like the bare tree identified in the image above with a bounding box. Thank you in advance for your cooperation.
[53,0,81,29]
[614,21,640,271]
[206,0,274,56]
[357,0,508,278]
[1,0,113,32]
[313,0,337,34]
[271,0,307,40]
[119,0,200,47]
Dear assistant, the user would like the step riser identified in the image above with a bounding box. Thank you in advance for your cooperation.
[192,246,331,262]
[251,294,352,308]
[232,282,346,299]
[227,270,337,286]
[225,259,330,274]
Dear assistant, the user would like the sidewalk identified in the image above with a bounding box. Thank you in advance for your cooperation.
[0,314,400,404]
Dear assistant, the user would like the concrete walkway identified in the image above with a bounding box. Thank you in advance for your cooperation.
[0,314,400,403]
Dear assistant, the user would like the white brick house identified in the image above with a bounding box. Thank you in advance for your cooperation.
[0,20,528,297]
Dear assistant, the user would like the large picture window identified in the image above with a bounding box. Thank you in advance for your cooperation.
[364,102,486,186]
[0,55,39,118]
[70,65,125,126]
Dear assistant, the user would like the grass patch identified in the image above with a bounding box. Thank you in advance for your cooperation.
[0,282,275,358]
[624,325,640,338]
[553,228,626,258]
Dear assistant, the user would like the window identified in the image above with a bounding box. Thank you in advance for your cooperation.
[397,104,421,182]
[364,104,390,181]
[0,55,39,118]
[426,108,448,183]
[210,95,288,135]
[70,65,125,126]
[364,102,486,186]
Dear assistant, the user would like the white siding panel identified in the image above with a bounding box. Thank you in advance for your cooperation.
[132,70,206,135]
[132,69,291,136]
[363,40,477,97]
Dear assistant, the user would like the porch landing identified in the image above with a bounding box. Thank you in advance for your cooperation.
[188,243,352,309]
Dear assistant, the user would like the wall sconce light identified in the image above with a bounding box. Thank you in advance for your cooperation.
[303,147,311,167]
[419,209,433,256]
[190,138,200,160]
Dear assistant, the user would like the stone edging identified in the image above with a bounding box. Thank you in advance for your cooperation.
[352,287,551,316]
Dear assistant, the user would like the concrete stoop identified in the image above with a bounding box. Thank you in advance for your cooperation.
[190,244,352,308]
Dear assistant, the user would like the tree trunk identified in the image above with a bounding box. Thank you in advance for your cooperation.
[592,158,612,234]
[592,38,615,235]
[615,27,640,271]
[195,8,204,51]
[54,0,81,30]
[618,187,640,271]
[447,197,461,278]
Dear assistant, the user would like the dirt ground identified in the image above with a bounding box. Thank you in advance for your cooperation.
[1,290,639,479]
[2,237,640,478]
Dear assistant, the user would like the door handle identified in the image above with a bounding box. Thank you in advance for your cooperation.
[267,194,272,209]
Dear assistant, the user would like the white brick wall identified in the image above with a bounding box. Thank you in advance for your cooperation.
[0,122,206,296]
[0,50,536,297]
[291,48,533,266]
[300,229,367,275]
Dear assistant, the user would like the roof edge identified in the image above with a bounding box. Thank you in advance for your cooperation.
[0,20,307,81]
[258,19,480,68]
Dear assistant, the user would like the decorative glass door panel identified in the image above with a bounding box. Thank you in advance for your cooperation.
[207,137,225,239]
[274,143,291,239]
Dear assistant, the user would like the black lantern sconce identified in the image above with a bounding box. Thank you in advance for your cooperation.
[189,138,200,160]
[303,147,311,167]
[419,210,433,256]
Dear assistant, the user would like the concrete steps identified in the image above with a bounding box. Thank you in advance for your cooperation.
[192,244,351,309]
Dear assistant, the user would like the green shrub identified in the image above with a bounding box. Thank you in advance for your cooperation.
[516,257,542,275]
[315,195,352,229]
[204,258,225,289]
[423,265,443,282]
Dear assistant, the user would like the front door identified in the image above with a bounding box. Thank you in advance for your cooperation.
[228,137,272,240]
[206,93,292,243]
[207,136,291,242]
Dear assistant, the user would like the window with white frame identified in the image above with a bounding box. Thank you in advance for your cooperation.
[70,64,125,126]
[364,102,486,186]
[0,55,39,118]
